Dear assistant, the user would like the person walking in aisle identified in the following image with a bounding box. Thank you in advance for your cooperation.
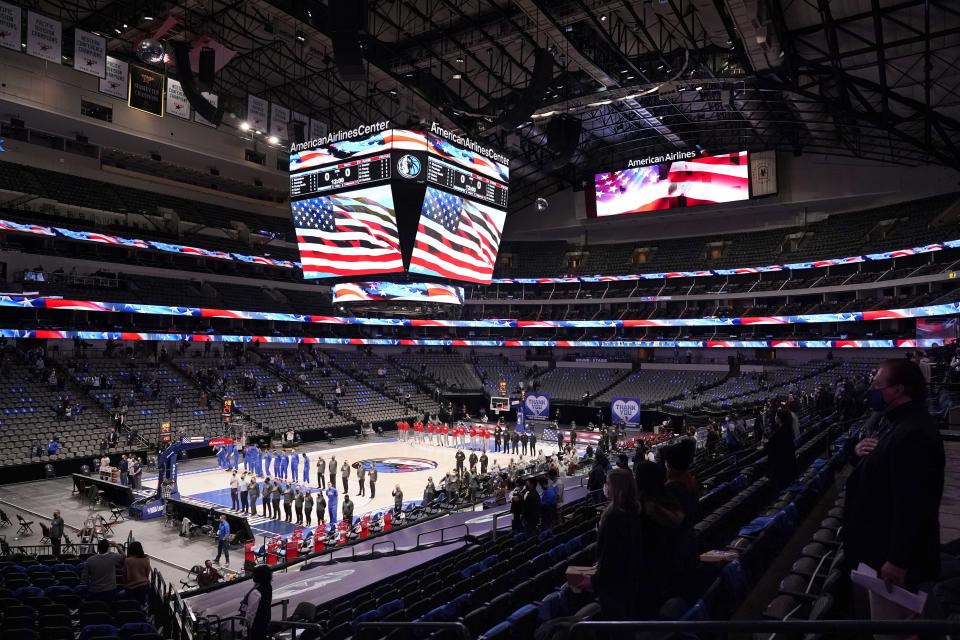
[369,464,378,499]
[357,462,366,497]
[341,458,350,493]
[214,515,231,566]
[230,471,240,511]
[329,456,338,489]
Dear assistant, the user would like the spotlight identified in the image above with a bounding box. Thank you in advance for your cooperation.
[143,16,154,21]
[455,56,464,63]
[600,15,607,21]
[695,85,703,91]
[452,73,462,79]
[268,135,279,144]
[254,130,262,135]
[389,89,397,96]
[295,31,305,43]
[535,197,549,212]
[240,122,251,131]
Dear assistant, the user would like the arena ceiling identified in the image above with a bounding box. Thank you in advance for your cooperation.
[20,0,960,211]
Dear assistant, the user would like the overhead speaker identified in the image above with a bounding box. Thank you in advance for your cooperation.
[545,116,582,167]
[198,47,216,92]
[173,41,225,127]
[495,48,554,131]
[287,120,306,144]
[327,0,368,82]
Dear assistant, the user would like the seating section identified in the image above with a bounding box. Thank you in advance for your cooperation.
[593,368,727,407]
[0,349,125,467]
[327,350,442,418]
[531,367,629,403]
[391,352,484,393]
[0,551,163,640]
[473,356,535,397]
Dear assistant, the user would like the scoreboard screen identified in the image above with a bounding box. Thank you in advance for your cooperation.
[289,154,392,199]
[427,156,509,208]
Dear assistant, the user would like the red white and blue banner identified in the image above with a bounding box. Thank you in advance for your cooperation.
[1,295,958,329]
[2,215,958,282]
[611,398,641,426]
[0,329,944,349]
[332,282,464,305]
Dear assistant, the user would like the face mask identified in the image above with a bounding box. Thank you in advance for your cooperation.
[866,388,886,412]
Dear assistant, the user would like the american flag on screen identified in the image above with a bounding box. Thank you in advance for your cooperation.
[595,151,749,216]
[409,187,506,285]
[293,185,403,279]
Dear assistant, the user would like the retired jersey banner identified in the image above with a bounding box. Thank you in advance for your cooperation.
[99,56,129,99]
[128,64,165,116]
[26,11,60,63]
[0,2,22,52]
[73,29,106,78]
[611,397,641,426]
[165,77,190,119]
[522,392,551,421]
[309,118,327,140]
[247,95,268,130]
[270,102,289,139]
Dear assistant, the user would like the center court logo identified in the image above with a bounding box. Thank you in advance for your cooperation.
[273,569,355,599]
[353,457,438,473]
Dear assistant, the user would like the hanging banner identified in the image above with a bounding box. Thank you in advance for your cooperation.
[247,95,268,130]
[99,56,129,99]
[26,11,60,63]
[270,102,289,139]
[610,397,641,427]
[194,91,218,127]
[290,110,309,140]
[0,2,22,52]
[309,118,327,141]
[128,64,165,116]
[165,77,190,119]
[73,28,106,78]
[522,392,551,421]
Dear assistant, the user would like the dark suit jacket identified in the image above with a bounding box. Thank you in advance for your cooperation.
[842,401,944,588]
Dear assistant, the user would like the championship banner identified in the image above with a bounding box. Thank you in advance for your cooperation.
[99,56,128,99]
[522,392,551,421]
[0,2,22,52]
[247,95,268,130]
[26,11,60,63]
[165,77,190,119]
[270,102,289,139]
[611,397,641,426]
[194,91,218,127]
[73,29,106,78]
[160,421,171,444]
[128,64,165,117]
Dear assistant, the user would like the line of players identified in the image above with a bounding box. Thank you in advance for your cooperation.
[396,418,539,456]
[213,443,389,532]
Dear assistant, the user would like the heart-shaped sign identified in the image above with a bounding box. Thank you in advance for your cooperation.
[525,394,549,416]
[613,399,640,422]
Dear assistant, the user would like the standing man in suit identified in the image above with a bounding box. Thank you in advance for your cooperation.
[357,462,366,497]
[294,486,304,525]
[342,494,354,526]
[316,488,326,530]
[511,429,520,455]
[248,477,260,518]
[494,427,502,453]
[392,485,404,514]
[283,482,294,522]
[520,430,529,456]
[270,480,282,520]
[329,456,338,489]
[316,456,325,487]
[843,359,944,625]
[369,464,378,499]
[455,449,465,474]
[304,490,314,527]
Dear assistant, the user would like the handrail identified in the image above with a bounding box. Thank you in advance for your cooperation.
[370,539,396,554]
[356,621,470,640]
[489,509,511,541]
[567,619,960,637]
[415,522,469,547]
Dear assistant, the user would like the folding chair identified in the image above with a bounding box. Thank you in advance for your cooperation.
[39,524,51,544]
[108,503,126,524]
[16,515,34,539]
[0,509,11,528]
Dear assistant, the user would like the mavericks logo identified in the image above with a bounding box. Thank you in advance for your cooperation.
[396,154,422,179]
[273,569,355,599]
[354,457,438,473]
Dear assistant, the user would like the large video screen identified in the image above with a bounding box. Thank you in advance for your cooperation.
[409,186,507,285]
[917,318,958,345]
[333,282,464,305]
[292,184,403,279]
[589,151,749,217]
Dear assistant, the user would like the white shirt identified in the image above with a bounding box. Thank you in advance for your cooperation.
[230,476,239,490]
